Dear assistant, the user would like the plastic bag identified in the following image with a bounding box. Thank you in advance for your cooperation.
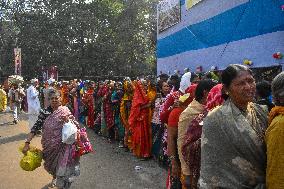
[19,144,42,171]
[62,121,77,144]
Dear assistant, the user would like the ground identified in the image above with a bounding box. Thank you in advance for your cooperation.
[0,112,166,189]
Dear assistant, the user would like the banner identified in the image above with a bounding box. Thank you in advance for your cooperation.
[41,66,58,81]
[157,0,180,33]
[41,66,48,81]
[14,48,21,75]
[186,0,203,10]
[49,66,58,81]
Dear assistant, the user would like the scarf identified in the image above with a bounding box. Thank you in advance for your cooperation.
[269,106,284,125]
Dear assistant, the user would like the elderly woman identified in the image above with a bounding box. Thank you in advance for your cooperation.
[266,72,284,188]
[23,91,80,189]
[200,64,268,188]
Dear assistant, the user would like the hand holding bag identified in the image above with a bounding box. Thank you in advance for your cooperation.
[72,127,93,158]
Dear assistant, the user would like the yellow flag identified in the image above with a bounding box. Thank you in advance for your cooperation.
[186,0,203,10]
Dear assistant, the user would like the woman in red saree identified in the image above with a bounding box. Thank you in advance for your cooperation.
[128,80,151,158]
[97,82,114,138]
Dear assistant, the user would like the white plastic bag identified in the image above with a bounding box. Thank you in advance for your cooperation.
[62,121,77,144]
[5,106,11,112]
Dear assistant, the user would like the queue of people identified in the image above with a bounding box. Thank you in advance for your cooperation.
[0,64,283,189]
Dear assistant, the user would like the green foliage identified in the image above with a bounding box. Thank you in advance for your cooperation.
[0,0,158,80]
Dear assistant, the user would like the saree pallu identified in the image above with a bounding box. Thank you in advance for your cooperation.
[85,89,94,128]
[181,112,208,189]
[42,106,79,187]
[120,100,132,147]
[151,123,163,159]
[129,81,151,158]
[73,96,79,121]
[200,100,268,188]
[100,103,108,137]
[61,87,69,106]
[99,86,114,129]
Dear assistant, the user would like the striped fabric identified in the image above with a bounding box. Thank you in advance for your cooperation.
[157,0,284,74]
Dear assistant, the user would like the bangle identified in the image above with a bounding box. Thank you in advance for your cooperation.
[25,141,30,144]
[169,155,176,161]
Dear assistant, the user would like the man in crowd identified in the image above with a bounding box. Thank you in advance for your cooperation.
[8,83,25,124]
[27,78,41,129]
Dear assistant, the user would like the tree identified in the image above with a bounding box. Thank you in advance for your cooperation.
[0,0,159,80]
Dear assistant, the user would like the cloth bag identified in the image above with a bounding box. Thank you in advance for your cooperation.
[72,127,93,158]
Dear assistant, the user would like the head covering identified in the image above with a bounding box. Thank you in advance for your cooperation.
[211,66,217,71]
[271,72,284,97]
[179,72,191,93]
[30,78,38,83]
[47,78,55,85]
[205,84,224,111]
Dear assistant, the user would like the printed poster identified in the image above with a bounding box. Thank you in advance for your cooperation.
[14,48,21,75]
[186,0,203,10]
[157,0,181,33]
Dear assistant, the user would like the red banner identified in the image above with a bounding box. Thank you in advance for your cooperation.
[49,66,58,81]
[42,66,58,81]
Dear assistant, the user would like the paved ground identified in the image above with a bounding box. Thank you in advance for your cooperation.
[0,112,167,189]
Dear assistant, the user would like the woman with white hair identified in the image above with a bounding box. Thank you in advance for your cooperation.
[44,78,56,108]
[266,71,284,188]
[27,78,41,129]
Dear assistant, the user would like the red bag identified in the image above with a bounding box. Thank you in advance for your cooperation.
[72,127,93,158]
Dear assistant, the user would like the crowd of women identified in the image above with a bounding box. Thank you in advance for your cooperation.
[1,64,284,189]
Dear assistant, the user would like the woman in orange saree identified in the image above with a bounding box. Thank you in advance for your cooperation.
[61,82,69,106]
[128,80,152,158]
[83,82,95,128]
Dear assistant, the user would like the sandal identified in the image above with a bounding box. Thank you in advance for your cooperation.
[49,178,56,188]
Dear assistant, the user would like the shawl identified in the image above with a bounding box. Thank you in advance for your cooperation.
[179,72,191,93]
[41,106,79,177]
[205,84,224,111]
[265,106,284,188]
[200,99,268,189]
[268,106,284,124]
